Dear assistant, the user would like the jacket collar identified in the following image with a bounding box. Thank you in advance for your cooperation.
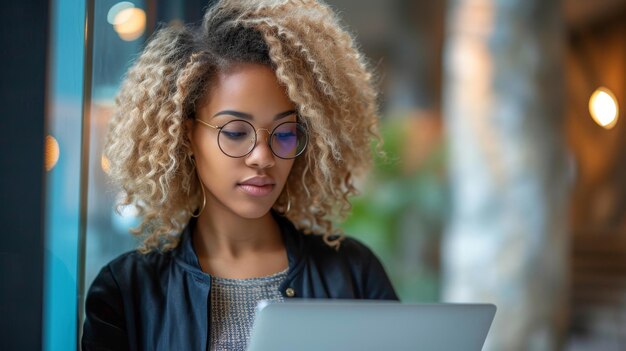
[173,217,202,272]
[172,211,306,274]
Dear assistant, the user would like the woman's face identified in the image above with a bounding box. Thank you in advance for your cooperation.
[187,63,297,219]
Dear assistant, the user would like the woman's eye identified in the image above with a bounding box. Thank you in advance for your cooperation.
[221,130,249,140]
[275,132,296,140]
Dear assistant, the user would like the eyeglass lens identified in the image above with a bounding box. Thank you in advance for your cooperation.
[217,120,307,158]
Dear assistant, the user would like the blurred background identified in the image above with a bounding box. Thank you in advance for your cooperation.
[2,0,624,350]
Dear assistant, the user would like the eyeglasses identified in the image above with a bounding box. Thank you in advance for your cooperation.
[195,119,308,159]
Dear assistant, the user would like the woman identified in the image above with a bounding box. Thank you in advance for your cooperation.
[82,0,398,350]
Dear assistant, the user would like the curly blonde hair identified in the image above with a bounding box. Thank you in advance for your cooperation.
[105,0,381,252]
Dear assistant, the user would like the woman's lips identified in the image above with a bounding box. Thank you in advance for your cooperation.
[237,184,275,196]
[238,176,275,196]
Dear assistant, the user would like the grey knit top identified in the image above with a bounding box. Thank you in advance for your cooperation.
[209,268,289,351]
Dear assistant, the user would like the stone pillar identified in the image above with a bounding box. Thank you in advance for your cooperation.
[442,0,569,350]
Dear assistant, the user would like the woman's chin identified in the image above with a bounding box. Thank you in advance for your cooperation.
[230,203,275,220]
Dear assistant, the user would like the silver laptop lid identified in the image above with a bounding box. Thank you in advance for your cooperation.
[247,300,496,351]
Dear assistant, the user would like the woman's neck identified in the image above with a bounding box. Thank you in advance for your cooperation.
[190,199,289,279]
[193,209,281,258]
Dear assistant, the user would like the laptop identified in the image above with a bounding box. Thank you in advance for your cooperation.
[247,300,496,351]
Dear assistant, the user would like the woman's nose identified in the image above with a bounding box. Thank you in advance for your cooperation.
[245,129,275,169]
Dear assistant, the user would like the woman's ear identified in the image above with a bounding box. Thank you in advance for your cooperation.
[185,119,197,158]
[185,119,195,144]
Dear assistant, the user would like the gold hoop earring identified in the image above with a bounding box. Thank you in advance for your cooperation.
[285,187,291,213]
[190,157,206,218]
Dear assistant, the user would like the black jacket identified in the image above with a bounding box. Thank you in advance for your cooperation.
[82,213,398,350]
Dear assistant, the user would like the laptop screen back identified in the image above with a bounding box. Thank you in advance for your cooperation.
[247,300,496,351]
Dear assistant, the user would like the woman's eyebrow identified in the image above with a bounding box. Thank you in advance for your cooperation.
[212,109,297,120]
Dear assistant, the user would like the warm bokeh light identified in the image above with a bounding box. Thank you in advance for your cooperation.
[589,87,619,129]
[101,154,110,174]
[45,135,60,172]
[107,1,135,25]
[113,7,146,41]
